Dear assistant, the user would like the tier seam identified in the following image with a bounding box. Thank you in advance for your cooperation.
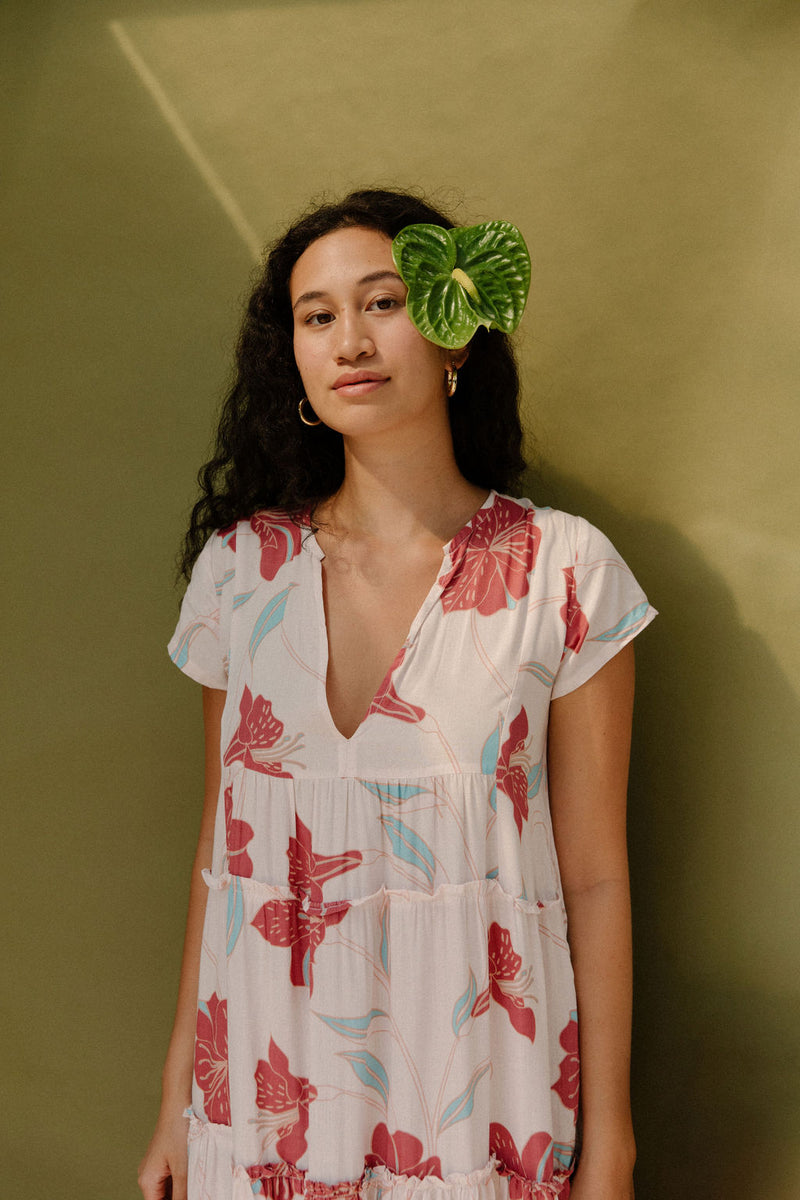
[202,869,562,916]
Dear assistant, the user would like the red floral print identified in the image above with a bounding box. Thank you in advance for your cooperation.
[551,1014,579,1112]
[252,817,362,991]
[490,1123,560,1197]
[366,648,425,724]
[487,922,536,1042]
[439,497,539,616]
[252,897,350,990]
[251,512,303,582]
[254,1038,317,1165]
[194,992,230,1125]
[496,706,533,837]
[224,685,303,778]
[365,1123,442,1179]
[223,783,254,877]
[286,815,362,900]
[560,567,589,655]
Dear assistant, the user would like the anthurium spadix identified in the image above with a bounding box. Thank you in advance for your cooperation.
[391,221,531,349]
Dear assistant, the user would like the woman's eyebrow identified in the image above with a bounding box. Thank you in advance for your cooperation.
[292,271,404,311]
[358,270,404,286]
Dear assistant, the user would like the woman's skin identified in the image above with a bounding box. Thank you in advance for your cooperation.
[138,685,223,1200]
[549,645,637,1200]
[139,226,637,1199]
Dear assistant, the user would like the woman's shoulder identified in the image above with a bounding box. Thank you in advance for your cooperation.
[203,508,311,584]
[205,508,307,552]
[496,492,599,548]
[491,494,642,586]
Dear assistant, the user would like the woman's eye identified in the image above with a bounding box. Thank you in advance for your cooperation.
[368,296,401,312]
[306,311,333,326]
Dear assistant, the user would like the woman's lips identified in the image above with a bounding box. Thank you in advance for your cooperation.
[333,373,388,397]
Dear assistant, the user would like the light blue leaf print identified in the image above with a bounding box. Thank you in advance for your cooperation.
[360,780,429,806]
[481,719,501,774]
[594,601,650,643]
[520,660,556,687]
[316,1010,388,1039]
[226,877,244,955]
[380,815,435,886]
[215,568,235,597]
[451,968,477,1036]
[553,1141,574,1171]
[438,1061,491,1134]
[233,589,256,610]
[170,625,196,670]
[379,903,390,975]
[527,760,543,800]
[340,1051,389,1103]
[249,585,296,659]
[485,866,499,880]
[482,718,502,812]
[219,527,236,550]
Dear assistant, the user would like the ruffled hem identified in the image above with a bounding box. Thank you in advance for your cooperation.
[238,1155,571,1200]
[187,1116,571,1200]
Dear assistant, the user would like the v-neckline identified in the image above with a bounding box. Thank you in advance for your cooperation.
[301,490,496,744]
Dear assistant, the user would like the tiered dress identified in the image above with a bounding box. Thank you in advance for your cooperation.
[167,491,656,1200]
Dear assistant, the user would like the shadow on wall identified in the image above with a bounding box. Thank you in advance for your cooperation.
[528,465,800,1200]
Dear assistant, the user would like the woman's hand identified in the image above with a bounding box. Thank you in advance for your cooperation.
[138,1105,190,1200]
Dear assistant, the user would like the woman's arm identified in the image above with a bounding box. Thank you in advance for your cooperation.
[138,685,226,1200]
[547,643,637,1200]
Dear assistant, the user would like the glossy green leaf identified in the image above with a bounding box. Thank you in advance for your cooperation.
[392,221,531,348]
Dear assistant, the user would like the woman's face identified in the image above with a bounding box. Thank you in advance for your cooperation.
[289,226,465,437]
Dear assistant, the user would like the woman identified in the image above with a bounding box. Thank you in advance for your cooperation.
[139,188,655,1200]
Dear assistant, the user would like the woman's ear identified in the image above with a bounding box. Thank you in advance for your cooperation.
[450,344,470,370]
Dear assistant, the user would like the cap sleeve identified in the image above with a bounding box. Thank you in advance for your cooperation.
[167,532,231,689]
[551,516,657,699]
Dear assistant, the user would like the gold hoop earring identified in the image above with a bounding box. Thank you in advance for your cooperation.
[298,397,322,426]
[445,365,458,398]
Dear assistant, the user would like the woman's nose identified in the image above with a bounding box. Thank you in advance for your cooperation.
[334,312,375,361]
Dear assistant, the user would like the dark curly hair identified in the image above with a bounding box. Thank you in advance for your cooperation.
[178,187,526,581]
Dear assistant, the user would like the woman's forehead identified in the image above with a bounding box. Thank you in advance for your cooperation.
[290,227,396,299]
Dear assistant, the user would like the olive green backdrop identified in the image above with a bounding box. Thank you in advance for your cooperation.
[3,1,798,1196]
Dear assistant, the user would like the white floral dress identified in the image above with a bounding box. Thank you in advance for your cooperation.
[167,491,656,1200]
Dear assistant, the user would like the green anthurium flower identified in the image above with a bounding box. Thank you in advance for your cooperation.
[391,221,531,349]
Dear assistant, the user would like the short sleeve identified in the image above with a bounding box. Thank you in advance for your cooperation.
[550,517,657,699]
[167,533,230,689]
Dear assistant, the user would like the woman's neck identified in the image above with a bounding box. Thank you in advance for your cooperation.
[317,426,488,547]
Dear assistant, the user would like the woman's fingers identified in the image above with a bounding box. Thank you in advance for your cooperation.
[138,1154,187,1200]
[137,1155,171,1200]
[138,1112,189,1200]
